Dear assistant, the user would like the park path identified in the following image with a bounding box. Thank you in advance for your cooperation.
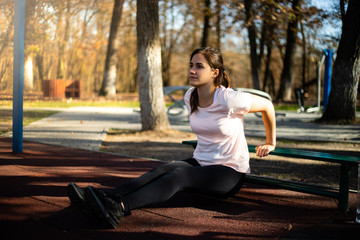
[2,107,360,151]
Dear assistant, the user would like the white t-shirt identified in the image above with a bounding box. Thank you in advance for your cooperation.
[184,86,252,173]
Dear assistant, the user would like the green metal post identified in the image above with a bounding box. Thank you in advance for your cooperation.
[339,164,351,212]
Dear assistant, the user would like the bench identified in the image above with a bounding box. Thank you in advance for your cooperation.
[163,86,191,116]
[182,140,360,212]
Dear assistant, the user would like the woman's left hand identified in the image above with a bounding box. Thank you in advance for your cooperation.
[255,144,275,158]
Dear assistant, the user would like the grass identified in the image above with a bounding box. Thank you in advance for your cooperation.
[0,99,181,108]
[0,109,59,134]
[0,100,140,108]
[274,105,298,111]
[0,99,180,110]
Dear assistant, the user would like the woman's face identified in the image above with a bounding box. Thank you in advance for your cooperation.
[189,53,218,88]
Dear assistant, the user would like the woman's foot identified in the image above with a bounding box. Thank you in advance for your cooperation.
[84,186,126,229]
[67,183,102,222]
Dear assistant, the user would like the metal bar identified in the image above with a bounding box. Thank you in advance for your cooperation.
[317,55,325,112]
[356,163,360,223]
[248,144,360,164]
[183,142,360,163]
[245,175,339,199]
[339,164,351,212]
[12,0,25,153]
[246,174,341,191]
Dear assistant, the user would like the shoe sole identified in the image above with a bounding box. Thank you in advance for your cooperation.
[84,186,118,229]
[67,183,100,223]
[67,183,85,209]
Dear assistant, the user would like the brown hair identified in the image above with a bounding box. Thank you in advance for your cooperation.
[189,47,231,114]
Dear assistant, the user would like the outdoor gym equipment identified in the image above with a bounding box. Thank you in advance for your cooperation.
[297,49,334,113]
[13,0,25,153]
[163,86,191,116]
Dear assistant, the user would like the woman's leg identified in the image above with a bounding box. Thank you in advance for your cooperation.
[83,163,244,228]
[108,158,199,196]
[123,164,244,211]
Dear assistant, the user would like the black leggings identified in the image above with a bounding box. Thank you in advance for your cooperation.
[108,158,245,212]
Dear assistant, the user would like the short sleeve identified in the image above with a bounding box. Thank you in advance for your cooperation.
[224,88,252,114]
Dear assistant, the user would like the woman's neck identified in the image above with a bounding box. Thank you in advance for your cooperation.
[197,84,218,108]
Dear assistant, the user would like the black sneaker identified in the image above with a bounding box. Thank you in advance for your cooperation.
[84,186,125,229]
[67,183,88,211]
[67,183,98,221]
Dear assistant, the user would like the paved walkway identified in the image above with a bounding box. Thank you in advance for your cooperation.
[2,107,360,151]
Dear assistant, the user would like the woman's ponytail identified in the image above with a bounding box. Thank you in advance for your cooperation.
[221,69,230,88]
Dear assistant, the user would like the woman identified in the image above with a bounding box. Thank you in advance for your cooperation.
[67,47,276,229]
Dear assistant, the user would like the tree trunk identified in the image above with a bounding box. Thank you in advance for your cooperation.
[215,0,221,51]
[300,20,307,91]
[24,0,36,91]
[161,50,172,87]
[56,0,71,79]
[0,16,13,57]
[99,0,125,97]
[160,0,173,87]
[244,0,260,90]
[35,53,44,87]
[261,1,276,94]
[24,55,34,90]
[137,0,170,131]
[277,0,301,101]
[340,0,346,27]
[262,43,272,93]
[321,0,360,123]
[201,0,211,47]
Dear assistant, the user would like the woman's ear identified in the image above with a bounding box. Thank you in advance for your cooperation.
[212,69,219,78]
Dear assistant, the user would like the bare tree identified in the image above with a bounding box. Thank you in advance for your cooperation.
[160,0,190,86]
[277,0,302,101]
[0,2,13,88]
[137,0,170,131]
[321,0,360,123]
[215,0,222,51]
[244,0,260,90]
[24,0,36,90]
[99,0,125,97]
[201,0,211,47]
[56,0,72,79]
[261,1,277,95]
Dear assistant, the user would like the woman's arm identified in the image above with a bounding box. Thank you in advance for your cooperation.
[248,94,276,157]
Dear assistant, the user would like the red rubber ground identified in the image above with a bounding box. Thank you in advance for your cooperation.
[0,136,358,239]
